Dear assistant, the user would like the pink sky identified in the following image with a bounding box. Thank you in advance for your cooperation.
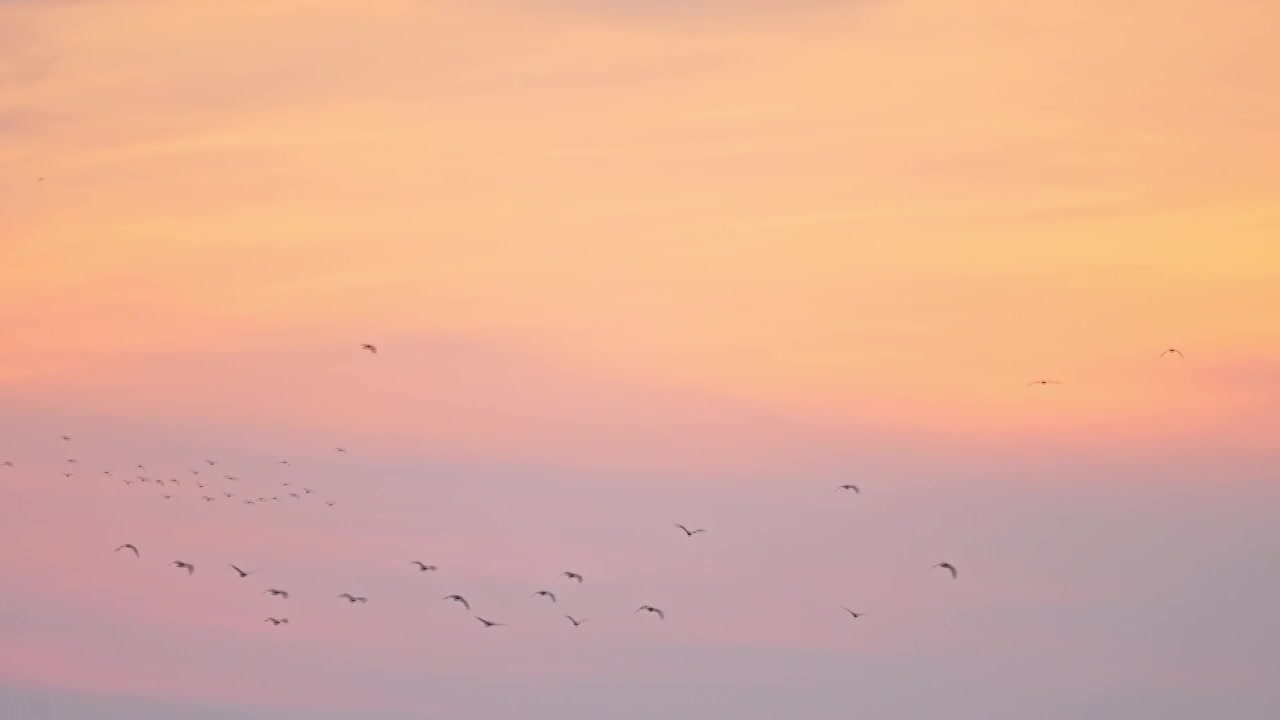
[2,1,1279,718]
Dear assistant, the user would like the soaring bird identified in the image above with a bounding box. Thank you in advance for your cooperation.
[837,484,861,493]
[325,501,336,507]
[102,470,111,475]
[202,496,215,502]
[475,616,503,628]
[637,605,665,620]
[277,460,290,466]
[264,589,290,599]
[534,590,557,603]
[60,435,72,441]
[243,500,256,505]
[161,495,172,500]
[443,595,470,610]
[225,475,237,481]
[410,561,438,572]
[562,571,584,583]
[136,464,145,470]
[1160,348,1185,358]
[934,562,958,579]
[303,487,314,494]
[62,472,74,478]
[2,461,13,467]
[338,593,368,603]
[288,493,300,500]
[223,492,234,498]
[1026,380,1063,386]
[841,606,864,618]
[171,561,195,575]
[66,458,77,464]
[189,470,200,476]
[264,617,289,626]
[115,543,140,558]
[564,615,588,627]
[675,524,706,536]
[361,344,378,354]
[229,564,255,578]
[335,448,347,454]
[205,460,217,466]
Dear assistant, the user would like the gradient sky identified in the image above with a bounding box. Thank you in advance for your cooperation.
[2,1,1279,718]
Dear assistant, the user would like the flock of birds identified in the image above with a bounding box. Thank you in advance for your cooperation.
[4,342,1189,631]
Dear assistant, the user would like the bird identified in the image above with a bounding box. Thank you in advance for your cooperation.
[1026,380,1063,386]
[171,561,195,575]
[934,562,958,579]
[60,435,72,441]
[62,472,74,478]
[361,344,378,354]
[534,590,557,603]
[196,482,205,488]
[189,470,200,476]
[288,493,300,500]
[224,475,237,481]
[229,564,255,578]
[161,494,172,500]
[264,589,290,599]
[102,470,111,475]
[335,447,347,454]
[205,460,217,466]
[410,561,438,572]
[637,605,665,620]
[564,615,588,626]
[1,461,12,468]
[222,492,234,498]
[675,524,706,536]
[66,459,77,464]
[562,571,584,583]
[243,500,255,505]
[135,464,145,470]
[837,484,861,493]
[325,501,336,507]
[475,616,503,628]
[443,595,470,610]
[114,543,139,558]
[202,496,215,502]
[277,460,290,466]
[264,617,289,626]
[841,607,864,618]
[1160,348,1185,358]
[303,487,314,494]
[338,593,368,603]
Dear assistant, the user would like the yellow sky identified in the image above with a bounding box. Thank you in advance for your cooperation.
[3,0,1278,446]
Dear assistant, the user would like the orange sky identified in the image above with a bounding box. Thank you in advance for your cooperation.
[2,1,1279,719]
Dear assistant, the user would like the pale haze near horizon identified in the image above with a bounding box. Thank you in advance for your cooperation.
[2,0,1279,718]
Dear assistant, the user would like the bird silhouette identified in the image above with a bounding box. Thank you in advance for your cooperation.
[338,593,368,603]
[335,447,347,454]
[934,562,958,579]
[1161,348,1185,358]
[837,484,861,493]
[202,496,215,502]
[534,590,557,603]
[223,492,234,498]
[565,615,589,626]
[264,617,289,626]
[410,561,438,572]
[1026,380,1063,386]
[475,616,503,628]
[264,589,290,599]
[171,561,195,575]
[205,460,217,466]
[443,595,470,610]
[62,472,74,478]
[66,459,77,464]
[675,524,706,536]
[60,435,72,441]
[229,564,255,578]
[842,606,865,618]
[562,571,584,583]
[361,344,378,354]
[1,461,12,468]
[325,501,336,507]
[637,605,665,620]
[114,543,139,558]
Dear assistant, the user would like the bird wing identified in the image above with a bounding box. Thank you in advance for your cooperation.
[653,608,665,620]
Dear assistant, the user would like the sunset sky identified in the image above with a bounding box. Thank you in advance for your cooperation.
[2,0,1279,718]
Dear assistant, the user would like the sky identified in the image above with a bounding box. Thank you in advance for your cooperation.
[1,0,1279,718]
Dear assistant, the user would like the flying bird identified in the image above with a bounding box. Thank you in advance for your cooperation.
[637,605,665,620]
[303,487,314,494]
[338,593,368,603]
[277,460,290,466]
[288,493,300,499]
[837,484,861,493]
[361,344,378,354]
[841,606,864,618]
[675,524,706,536]
[171,561,195,575]
[1160,348,1185,358]
[66,459,77,464]
[2,461,12,468]
[60,435,72,441]
[410,561,438,572]
[205,460,217,466]
[264,617,289,626]
[534,590,557,603]
[325,501,336,507]
[62,472,74,478]
[1026,380,1063,386]
[223,492,234,498]
[564,615,588,626]
[161,495,172,500]
[934,562,958,579]
[114,543,139,558]
[475,616,503,628]
[335,447,347,454]
[202,496,215,502]
[562,571,584,583]
[264,589,290,599]
[443,595,470,610]
[229,564,255,578]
